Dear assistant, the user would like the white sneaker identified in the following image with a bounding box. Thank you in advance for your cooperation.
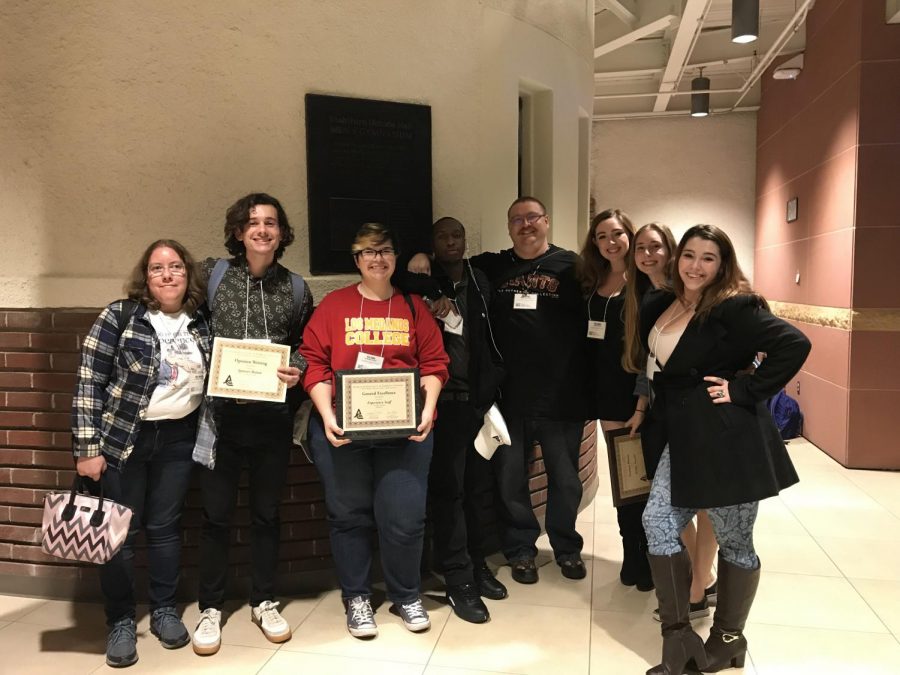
[251,600,292,643]
[396,598,431,632]
[192,608,222,656]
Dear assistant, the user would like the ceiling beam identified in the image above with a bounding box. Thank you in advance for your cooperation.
[594,15,677,58]
[652,0,710,112]
[595,0,638,27]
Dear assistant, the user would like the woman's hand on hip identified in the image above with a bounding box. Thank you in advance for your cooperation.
[76,455,107,482]
[704,376,731,404]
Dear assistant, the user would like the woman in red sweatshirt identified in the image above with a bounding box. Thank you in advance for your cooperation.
[301,222,449,639]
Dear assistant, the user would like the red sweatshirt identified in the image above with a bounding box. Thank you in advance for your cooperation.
[301,285,449,396]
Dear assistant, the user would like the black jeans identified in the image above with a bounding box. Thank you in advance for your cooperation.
[99,413,196,625]
[493,415,584,561]
[198,403,292,610]
[309,414,432,605]
[429,399,497,585]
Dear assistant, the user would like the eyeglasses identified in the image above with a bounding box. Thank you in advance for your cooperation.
[148,263,186,277]
[508,212,546,227]
[355,247,397,260]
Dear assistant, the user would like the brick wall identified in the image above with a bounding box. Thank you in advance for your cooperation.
[0,308,597,598]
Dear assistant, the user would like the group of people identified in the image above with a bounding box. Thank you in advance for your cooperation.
[72,192,810,675]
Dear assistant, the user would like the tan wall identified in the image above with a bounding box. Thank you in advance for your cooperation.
[755,0,900,468]
[0,0,594,308]
[590,113,758,280]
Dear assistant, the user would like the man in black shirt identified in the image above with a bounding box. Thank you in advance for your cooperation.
[410,217,507,623]
[408,198,588,584]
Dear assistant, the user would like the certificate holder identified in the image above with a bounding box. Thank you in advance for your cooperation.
[335,368,422,440]
[605,427,651,506]
[206,337,290,403]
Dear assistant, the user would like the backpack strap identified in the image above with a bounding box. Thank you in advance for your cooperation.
[206,258,230,308]
[116,299,140,338]
[403,293,416,320]
[289,272,306,326]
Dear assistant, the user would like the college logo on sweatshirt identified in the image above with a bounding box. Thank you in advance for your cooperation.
[344,317,411,346]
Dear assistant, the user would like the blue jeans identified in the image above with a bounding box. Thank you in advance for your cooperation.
[309,414,432,605]
[493,415,584,561]
[642,448,759,570]
[99,413,196,624]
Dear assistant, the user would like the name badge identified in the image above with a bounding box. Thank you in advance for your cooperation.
[444,317,464,336]
[355,352,384,369]
[587,320,607,340]
[514,293,538,310]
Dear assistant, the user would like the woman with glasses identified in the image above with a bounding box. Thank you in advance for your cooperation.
[73,239,210,668]
[301,223,449,638]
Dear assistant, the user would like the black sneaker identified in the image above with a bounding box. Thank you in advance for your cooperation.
[106,617,138,668]
[510,557,538,584]
[446,583,490,623]
[150,606,190,649]
[558,555,587,580]
[473,563,508,600]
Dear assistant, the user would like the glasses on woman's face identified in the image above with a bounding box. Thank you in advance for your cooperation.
[148,262,186,277]
[355,247,397,260]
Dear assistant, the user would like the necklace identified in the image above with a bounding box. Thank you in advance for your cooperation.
[649,301,694,361]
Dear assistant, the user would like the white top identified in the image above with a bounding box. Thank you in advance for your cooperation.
[144,310,206,421]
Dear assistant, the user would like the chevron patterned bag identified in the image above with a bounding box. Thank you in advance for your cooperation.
[41,477,133,564]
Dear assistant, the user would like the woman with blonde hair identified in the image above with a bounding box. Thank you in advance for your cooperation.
[623,223,719,620]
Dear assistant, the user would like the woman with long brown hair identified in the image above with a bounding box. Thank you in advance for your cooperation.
[580,208,652,590]
[638,225,810,674]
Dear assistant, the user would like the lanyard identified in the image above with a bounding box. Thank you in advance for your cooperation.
[357,286,392,360]
[244,274,269,340]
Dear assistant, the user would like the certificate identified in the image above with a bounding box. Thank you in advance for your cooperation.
[206,337,290,402]
[606,427,651,506]
[335,368,421,440]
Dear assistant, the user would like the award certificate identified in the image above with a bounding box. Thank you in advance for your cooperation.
[606,427,651,506]
[206,337,290,402]
[335,368,421,440]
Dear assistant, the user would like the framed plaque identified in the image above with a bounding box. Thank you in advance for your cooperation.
[606,428,651,506]
[335,368,421,440]
[206,337,290,403]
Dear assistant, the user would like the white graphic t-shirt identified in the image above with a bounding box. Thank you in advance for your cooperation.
[144,310,206,421]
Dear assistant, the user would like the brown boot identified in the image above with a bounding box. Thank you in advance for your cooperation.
[646,549,707,675]
[701,556,761,672]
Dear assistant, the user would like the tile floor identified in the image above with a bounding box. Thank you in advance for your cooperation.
[2,438,900,674]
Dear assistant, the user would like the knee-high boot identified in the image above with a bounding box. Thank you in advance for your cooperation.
[701,556,760,672]
[646,549,707,675]
[618,502,654,591]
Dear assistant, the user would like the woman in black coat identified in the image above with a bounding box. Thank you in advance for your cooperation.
[638,225,810,675]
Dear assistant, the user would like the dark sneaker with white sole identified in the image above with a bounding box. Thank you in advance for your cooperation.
[150,606,189,649]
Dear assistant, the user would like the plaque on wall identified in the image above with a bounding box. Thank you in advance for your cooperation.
[305,94,432,274]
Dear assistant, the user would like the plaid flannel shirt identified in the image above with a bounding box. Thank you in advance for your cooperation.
[72,300,212,469]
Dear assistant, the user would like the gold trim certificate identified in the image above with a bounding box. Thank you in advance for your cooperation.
[335,368,421,440]
[206,337,290,402]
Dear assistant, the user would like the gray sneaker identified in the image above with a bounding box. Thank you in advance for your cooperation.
[396,598,430,632]
[106,617,138,668]
[346,595,378,638]
[150,606,189,649]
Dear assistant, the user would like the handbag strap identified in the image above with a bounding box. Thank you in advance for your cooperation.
[62,475,107,526]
